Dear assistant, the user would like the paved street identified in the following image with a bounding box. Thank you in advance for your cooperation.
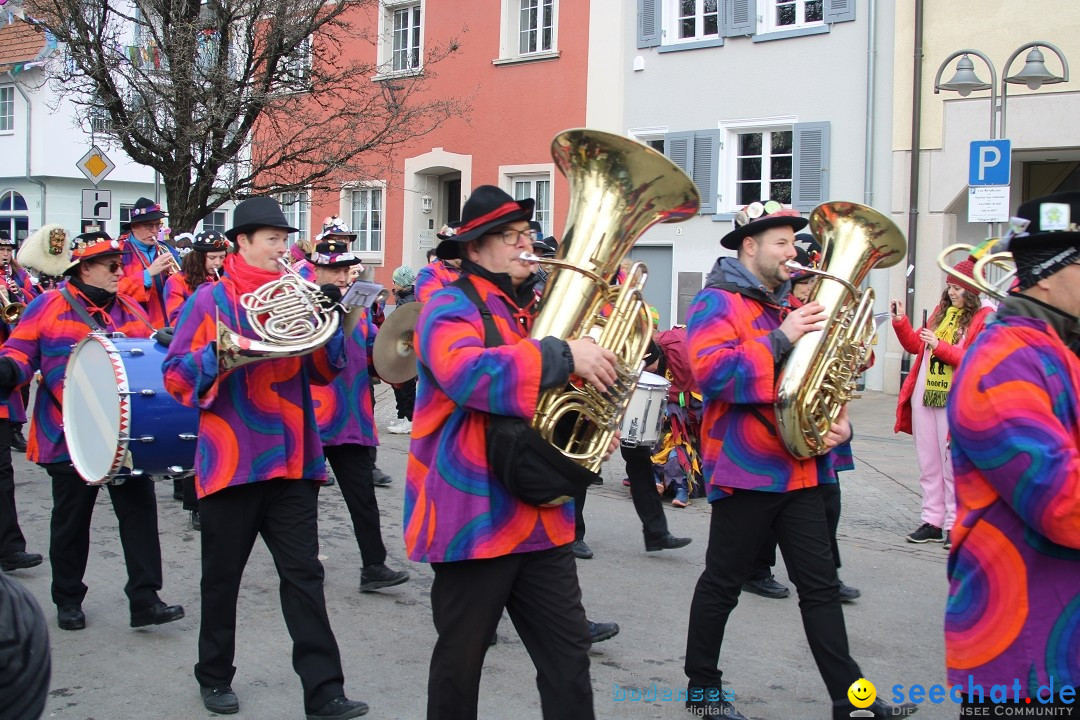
[6,388,957,720]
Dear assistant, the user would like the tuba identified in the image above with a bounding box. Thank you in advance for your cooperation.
[216,258,341,373]
[775,202,907,458]
[937,239,1015,300]
[528,129,700,472]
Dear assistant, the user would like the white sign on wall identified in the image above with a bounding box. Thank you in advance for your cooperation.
[968,186,1010,224]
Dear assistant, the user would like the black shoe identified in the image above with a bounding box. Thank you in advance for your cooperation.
[572,540,593,560]
[372,467,393,487]
[191,511,201,531]
[359,563,409,592]
[838,580,861,603]
[742,575,790,599]
[200,685,239,715]
[645,533,693,552]
[57,603,86,631]
[906,522,943,543]
[832,698,918,719]
[306,696,369,719]
[323,473,337,487]
[587,620,619,643]
[10,427,27,453]
[0,550,43,571]
[131,600,185,628]
[943,530,952,550]
[685,694,748,719]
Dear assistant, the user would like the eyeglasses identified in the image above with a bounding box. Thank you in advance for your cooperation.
[92,261,123,273]
[485,228,536,245]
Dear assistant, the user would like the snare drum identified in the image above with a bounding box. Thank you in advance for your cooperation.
[620,370,671,448]
[63,335,199,485]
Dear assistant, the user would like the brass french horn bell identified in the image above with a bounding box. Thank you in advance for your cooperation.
[373,301,423,383]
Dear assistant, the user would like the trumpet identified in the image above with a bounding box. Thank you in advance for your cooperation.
[0,262,26,324]
[157,228,182,276]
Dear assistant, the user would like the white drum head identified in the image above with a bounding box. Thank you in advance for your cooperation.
[636,370,670,390]
[63,335,128,484]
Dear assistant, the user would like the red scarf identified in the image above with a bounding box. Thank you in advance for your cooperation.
[224,253,281,295]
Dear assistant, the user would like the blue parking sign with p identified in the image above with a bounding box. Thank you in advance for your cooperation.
[969,140,1011,186]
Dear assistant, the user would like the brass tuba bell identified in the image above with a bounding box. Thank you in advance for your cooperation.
[528,129,699,473]
[775,202,907,458]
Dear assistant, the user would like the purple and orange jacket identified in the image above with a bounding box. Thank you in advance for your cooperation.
[162,278,346,498]
[163,272,193,327]
[687,258,838,500]
[119,235,181,328]
[945,308,1080,692]
[404,273,574,563]
[312,310,378,447]
[0,288,152,463]
[414,261,461,303]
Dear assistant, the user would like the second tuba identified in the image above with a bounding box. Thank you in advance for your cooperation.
[528,129,700,473]
[775,202,906,458]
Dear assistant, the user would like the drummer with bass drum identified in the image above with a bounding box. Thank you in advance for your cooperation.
[0,230,184,633]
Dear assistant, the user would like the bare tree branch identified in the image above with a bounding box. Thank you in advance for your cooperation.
[26,0,464,231]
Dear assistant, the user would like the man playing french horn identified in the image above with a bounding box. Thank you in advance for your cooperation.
[162,197,368,720]
[682,201,915,720]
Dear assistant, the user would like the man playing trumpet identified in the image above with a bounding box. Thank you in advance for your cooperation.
[119,196,181,327]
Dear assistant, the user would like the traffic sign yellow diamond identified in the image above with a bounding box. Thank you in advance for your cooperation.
[77,145,117,185]
[85,153,108,176]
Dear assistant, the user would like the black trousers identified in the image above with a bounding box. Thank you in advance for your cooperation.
[195,479,344,713]
[322,444,386,567]
[393,379,416,420]
[0,420,27,558]
[684,486,861,701]
[181,475,198,512]
[43,463,163,610]
[428,545,593,720]
[748,481,842,581]
[573,444,670,543]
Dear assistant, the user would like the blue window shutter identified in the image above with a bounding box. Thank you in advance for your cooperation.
[693,130,720,214]
[792,122,830,212]
[638,0,661,48]
[724,0,756,37]
[665,132,695,180]
[824,0,856,23]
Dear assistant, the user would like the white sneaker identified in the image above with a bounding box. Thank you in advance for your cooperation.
[388,419,412,435]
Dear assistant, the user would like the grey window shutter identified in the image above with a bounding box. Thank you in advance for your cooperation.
[724,0,756,37]
[638,0,661,48]
[792,122,830,212]
[823,0,856,23]
[665,132,695,179]
[693,130,721,214]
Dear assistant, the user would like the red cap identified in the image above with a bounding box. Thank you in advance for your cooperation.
[946,259,980,295]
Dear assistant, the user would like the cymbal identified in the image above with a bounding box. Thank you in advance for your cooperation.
[373,302,422,383]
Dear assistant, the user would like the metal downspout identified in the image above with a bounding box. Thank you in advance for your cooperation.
[7,72,47,228]
[901,0,924,380]
[863,0,877,206]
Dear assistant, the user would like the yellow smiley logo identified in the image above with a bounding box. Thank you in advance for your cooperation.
[847,678,876,709]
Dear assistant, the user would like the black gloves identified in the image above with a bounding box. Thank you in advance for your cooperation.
[319,284,344,312]
[154,326,175,347]
[0,357,20,392]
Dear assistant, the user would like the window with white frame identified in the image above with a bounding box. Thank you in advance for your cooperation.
[202,211,227,234]
[765,0,823,33]
[734,129,792,206]
[392,3,422,71]
[499,0,558,61]
[277,37,312,91]
[511,176,552,237]
[119,204,134,229]
[665,0,719,42]
[0,87,14,132]
[280,191,310,244]
[350,187,383,252]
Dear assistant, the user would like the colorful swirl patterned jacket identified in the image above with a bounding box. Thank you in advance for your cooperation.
[312,309,378,448]
[162,278,346,498]
[404,269,574,563]
[0,286,152,463]
[414,261,461,303]
[687,257,838,500]
[118,236,182,328]
[945,297,1080,693]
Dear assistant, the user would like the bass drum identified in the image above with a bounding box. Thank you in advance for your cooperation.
[63,334,198,485]
[619,370,671,448]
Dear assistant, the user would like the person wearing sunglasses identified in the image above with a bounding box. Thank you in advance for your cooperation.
[0,230,184,634]
[163,230,230,327]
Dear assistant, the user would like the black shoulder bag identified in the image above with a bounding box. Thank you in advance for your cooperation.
[451,277,598,507]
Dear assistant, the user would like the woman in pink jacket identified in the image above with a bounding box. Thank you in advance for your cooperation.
[890,259,993,548]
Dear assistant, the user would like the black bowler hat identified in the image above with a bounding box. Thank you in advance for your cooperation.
[721,200,808,250]
[129,197,167,223]
[192,230,231,252]
[532,235,558,257]
[226,197,300,241]
[1005,191,1080,289]
[0,230,13,247]
[310,238,362,269]
[435,185,534,260]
